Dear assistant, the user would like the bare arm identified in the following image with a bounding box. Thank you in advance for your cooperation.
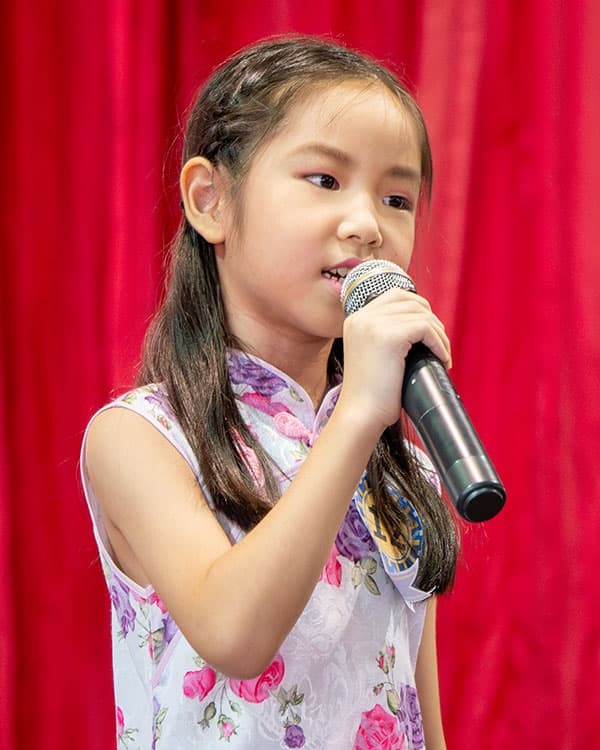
[86,396,381,678]
[415,597,447,750]
[86,288,451,679]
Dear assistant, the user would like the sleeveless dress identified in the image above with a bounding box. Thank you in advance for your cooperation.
[80,350,437,749]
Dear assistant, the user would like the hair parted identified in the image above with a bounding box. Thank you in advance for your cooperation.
[139,35,458,593]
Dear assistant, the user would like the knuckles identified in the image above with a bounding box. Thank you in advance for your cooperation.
[342,296,449,363]
[343,291,437,339]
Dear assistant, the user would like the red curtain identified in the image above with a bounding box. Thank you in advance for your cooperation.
[2,2,599,747]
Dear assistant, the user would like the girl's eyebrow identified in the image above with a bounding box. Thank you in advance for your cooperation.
[290,142,421,184]
[291,142,353,166]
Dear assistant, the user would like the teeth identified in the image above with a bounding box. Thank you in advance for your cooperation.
[323,267,349,279]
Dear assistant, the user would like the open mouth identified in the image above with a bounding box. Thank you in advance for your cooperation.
[322,267,350,282]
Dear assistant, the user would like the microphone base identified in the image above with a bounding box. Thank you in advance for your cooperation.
[455,481,506,523]
[444,455,506,521]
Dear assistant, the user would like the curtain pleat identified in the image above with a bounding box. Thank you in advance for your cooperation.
[2,2,599,747]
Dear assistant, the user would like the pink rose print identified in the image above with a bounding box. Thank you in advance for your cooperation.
[240,392,292,417]
[219,718,236,740]
[109,579,136,637]
[130,589,146,605]
[183,666,217,701]
[149,592,167,613]
[319,543,342,587]
[231,428,266,490]
[116,706,125,737]
[229,653,285,703]
[273,412,313,443]
[353,704,405,750]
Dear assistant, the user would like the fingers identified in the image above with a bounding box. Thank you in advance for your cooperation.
[338,288,452,429]
[345,288,452,369]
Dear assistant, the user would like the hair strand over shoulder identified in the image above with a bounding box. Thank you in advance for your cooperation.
[139,35,458,594]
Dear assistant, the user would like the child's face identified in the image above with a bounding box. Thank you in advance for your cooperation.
[216,81,422,347]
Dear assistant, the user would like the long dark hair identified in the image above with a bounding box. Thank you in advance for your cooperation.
[139,35,459,592]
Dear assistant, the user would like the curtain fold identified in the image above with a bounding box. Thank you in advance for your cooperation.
[2,2,599,747]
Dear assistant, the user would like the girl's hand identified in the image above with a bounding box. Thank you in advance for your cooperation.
[339,287,452,433]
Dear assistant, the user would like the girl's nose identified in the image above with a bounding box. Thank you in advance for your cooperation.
[336,196,382,250]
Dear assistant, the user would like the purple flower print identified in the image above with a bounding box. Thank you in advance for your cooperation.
[284,724,306,748]
[397,684,424,750]
[228,354,288,396]
[144,392,175,422]
[336,505,378,562]
[110,579,136,637]
[146,593,177,660]
[162,613,178,647]
[325,390,340,419]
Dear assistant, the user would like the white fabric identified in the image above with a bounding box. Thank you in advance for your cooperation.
[81,352,433,749]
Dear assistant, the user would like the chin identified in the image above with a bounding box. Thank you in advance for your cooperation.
[292,308,344,342]
[315,323,344,341]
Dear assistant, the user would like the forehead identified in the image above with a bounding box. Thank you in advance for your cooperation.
[261,81,421,165]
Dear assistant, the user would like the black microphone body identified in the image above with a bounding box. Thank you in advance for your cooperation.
[340,260,506,522]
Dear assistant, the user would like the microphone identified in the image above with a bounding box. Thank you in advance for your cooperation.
[340,259,506,522]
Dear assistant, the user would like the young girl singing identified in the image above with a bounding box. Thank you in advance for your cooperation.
[82,35,459,749]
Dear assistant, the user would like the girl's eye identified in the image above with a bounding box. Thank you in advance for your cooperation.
[305,174,339,190]
[383,195,413,211]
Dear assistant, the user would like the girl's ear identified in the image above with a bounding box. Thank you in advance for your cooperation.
[180,157,228,244]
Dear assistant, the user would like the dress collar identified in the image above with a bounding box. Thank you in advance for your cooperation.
[225,349,430,607]
[227,349,342,445]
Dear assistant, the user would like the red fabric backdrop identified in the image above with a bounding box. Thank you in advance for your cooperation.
[2,1,600,747]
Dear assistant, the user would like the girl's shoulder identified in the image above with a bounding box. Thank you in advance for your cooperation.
[93,383,199,476]
[83,383,243,544]
[115,382,174,425]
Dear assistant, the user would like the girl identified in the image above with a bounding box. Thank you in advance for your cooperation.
[82,35,459,749]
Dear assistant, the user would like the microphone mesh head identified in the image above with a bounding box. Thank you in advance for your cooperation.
[340,259,416,315]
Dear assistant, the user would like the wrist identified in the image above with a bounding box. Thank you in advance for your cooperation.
[326,393,387,448]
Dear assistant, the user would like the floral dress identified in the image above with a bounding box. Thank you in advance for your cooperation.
[81,350,437,749]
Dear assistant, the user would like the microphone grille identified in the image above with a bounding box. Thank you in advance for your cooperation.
[340,259,416,315]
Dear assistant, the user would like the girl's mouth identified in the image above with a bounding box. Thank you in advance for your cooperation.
[321,267,350,298]
[321,267,350,282]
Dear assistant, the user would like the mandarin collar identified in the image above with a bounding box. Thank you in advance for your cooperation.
[227,349,342,440]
